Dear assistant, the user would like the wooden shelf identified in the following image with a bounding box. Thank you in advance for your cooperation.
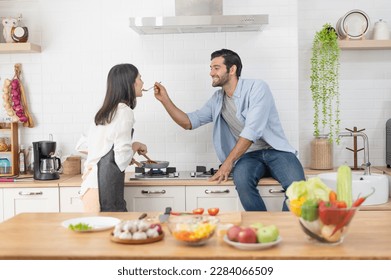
[338,39,391,50]
[0,42,41,53]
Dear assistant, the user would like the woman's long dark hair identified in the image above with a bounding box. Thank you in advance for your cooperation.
[95,64,138,125]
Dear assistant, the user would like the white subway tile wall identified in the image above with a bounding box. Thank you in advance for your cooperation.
[0,0,390,171]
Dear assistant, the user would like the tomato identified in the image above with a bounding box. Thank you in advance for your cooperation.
[207,208,219,216]
[192,208,204,215]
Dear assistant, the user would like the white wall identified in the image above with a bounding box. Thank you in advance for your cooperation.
[0,0,299,171]
[298,0,391,168]
[1,0,390,171]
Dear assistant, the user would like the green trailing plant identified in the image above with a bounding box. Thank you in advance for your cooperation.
[310,23,340,143]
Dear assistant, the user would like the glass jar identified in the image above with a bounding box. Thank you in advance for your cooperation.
[0,157,11,174]
[0,137,10,152]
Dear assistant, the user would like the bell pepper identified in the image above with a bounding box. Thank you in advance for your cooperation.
[318,200,347,225]
[289,197,306,217]
[301,199,318,222]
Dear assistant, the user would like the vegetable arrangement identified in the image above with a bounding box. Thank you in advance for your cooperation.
[1,64,34,127]
[287,165,375,243]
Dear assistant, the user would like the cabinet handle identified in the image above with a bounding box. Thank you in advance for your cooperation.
[141,190,166,195]
[205,189,230,194]
[18,191,43,196]
[268,189,285,194]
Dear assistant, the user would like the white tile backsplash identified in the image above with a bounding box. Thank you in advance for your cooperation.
[1,0,390,171]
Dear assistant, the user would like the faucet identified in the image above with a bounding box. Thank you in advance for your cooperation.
[338,131,371,175]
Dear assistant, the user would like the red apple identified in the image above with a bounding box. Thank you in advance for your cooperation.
[227,225,242,242]
[237,227,257,243]
[150,223,162,234]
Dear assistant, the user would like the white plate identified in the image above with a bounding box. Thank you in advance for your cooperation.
[223,235,281,250]
[342,10,370,39]
[62,216,121,232]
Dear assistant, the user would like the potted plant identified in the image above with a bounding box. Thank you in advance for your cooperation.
[309,23,340,169]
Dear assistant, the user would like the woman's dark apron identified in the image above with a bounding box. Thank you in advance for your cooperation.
[97,146,127,212]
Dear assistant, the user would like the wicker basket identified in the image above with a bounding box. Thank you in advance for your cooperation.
[62,155,81,175]
[310,137,333,170]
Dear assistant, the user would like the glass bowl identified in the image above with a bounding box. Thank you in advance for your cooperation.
[167,215,219,246]
[287,199,359,245]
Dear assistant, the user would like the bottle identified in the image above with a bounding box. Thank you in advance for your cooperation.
[19,145,26,174]
[11,14,29,43]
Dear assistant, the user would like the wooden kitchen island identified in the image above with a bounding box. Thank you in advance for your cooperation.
[0,211,390,260]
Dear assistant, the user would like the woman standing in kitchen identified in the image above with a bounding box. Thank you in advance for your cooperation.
[79,63,148,212]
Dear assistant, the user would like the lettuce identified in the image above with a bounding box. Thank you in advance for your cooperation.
[286,177,331,201]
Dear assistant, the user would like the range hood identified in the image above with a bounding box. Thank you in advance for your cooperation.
[129,0,268,35]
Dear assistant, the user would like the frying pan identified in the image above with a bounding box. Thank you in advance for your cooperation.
[141,161,169,169]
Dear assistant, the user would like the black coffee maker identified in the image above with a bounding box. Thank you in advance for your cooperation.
[33,141,61,180]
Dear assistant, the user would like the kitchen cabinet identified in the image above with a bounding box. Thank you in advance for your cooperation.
[59,187,83,213]
[3,187,59,221]
[0,122,19,177]
[186,185,286,212]
[124,186,186,212]
[338,39,391,50]
[0,42,41,53]
[0,188,3,222]
[186,185,242,211]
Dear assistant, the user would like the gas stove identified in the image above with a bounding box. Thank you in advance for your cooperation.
[128,165,231,180]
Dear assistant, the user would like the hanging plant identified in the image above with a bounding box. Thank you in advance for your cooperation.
[310,23,340,143]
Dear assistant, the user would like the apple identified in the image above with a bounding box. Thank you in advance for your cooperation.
[227,225,242,242]
[237,227,257,243]
[250,222,264,231]
[256,225,279,243]
[150,223,163,234]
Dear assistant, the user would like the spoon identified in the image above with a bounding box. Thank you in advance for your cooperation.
[142,81,161,92]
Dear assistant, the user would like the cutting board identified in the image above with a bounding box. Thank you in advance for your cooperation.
[215,211,242,225]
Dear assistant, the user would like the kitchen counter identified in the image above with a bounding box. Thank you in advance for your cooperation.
[0,211,390,260]
[0,174,75,188]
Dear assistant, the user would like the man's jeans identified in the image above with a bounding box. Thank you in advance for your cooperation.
[233,149,305,211]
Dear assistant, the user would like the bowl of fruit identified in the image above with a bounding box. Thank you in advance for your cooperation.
[286,165,374,245]
[167,215,219,246]
[224,223,281,250]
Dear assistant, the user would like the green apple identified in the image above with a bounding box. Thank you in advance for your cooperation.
[250,222,264,231]
[256,225,279,243]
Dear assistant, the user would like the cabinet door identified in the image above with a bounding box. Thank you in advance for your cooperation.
[59,187,83,213]
[186,185,242,211]
[3,187,59,220]
[125,186,186,212]
[0,188,3,222]
[256,186,286,212]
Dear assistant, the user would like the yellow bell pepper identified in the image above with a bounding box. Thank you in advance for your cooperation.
[290,197,306,217]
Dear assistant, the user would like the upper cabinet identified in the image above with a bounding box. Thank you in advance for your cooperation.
[338,39,391,50]
[0,43,41,53]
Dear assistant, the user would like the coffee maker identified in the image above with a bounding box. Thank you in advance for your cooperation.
[33,141,61,180]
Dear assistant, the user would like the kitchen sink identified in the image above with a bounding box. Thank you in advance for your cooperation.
[317,172,389,205]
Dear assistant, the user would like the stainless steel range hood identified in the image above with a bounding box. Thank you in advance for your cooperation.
[129,0,268,35]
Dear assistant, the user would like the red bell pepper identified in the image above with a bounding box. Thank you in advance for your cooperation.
[318,200,347,225]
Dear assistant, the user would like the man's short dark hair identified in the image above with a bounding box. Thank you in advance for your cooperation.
[211,49,242,78]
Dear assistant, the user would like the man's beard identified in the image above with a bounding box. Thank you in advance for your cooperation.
[212,72,229,87]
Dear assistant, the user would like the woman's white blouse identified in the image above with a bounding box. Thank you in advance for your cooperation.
[80,103,135,196]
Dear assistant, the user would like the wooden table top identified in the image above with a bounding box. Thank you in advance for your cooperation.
[0,211,390,260]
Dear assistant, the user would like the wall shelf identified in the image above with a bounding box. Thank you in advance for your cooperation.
[0,42,41,53]
[338,39,391,50]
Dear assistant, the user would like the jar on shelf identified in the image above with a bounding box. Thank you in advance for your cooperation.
[0,137,10,152]
[0,157,11,174]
